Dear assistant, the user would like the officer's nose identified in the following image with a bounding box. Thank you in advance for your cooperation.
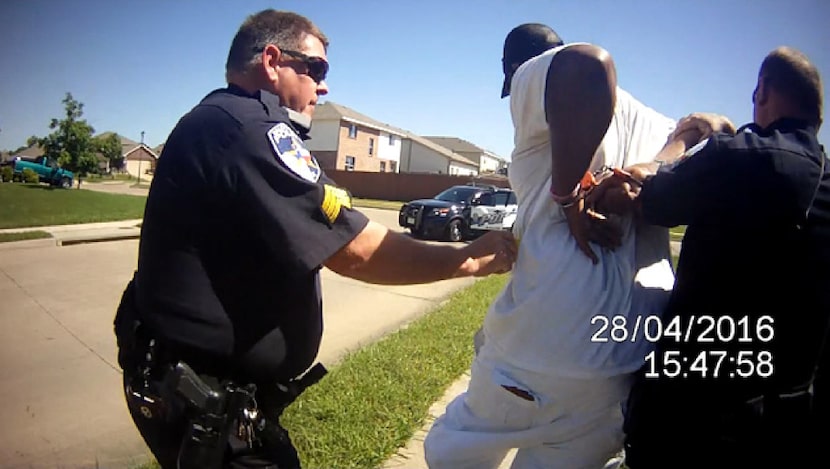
[317,80,329,96]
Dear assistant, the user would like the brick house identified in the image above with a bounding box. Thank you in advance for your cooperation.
[306,101,478,175]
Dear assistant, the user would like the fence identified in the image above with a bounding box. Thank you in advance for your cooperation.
[325,170,511,201]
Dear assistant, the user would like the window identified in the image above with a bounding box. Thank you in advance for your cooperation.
[390,161,397,173]
[476,193,494,206]
[508,192,517,205]
[369,138,374,156]
[379,161,386,172]
[388,134,395,145]
[493,193,510,207]
[348,124,357,139]
[345,156,355,171]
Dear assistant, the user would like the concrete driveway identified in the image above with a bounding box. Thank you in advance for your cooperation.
[0,207,476,468]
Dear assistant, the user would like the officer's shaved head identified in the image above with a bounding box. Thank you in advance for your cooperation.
[226,9,329,76]
[758,46,823,128]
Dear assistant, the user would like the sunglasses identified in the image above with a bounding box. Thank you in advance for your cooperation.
[280,49,329,83]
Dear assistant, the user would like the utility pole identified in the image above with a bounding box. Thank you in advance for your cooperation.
[137,131,144,183]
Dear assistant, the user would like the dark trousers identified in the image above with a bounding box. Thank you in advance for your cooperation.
[623,378,821,469]
[122,373,302,469]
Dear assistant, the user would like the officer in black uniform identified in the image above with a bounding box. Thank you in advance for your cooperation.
[114,9,517,469]
[587,46,828,468]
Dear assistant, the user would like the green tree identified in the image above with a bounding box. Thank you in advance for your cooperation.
[95,133,123,171]
[36,93,98,188]
[25,135,40,149]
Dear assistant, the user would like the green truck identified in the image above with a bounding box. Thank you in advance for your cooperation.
[4,156,74,188]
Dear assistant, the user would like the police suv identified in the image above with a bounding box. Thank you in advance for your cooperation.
[398,184,517,242]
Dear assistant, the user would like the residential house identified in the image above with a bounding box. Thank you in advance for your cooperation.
[422,136,507,175]
[306,101,405,173]
[97,132,159,178]
[307,101,478,175]
[399,135,479,176]
[12,144,45,159]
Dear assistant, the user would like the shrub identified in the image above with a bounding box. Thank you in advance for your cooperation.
[22,168,39,184]
[0,166,12,182]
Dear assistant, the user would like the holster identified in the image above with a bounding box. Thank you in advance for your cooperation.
[259,363,328,417]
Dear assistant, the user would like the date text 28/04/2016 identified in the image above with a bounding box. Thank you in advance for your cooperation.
[643,350,774,379]
[589,314,775,344]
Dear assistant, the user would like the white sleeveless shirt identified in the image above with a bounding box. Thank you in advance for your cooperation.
[483,44,676,378]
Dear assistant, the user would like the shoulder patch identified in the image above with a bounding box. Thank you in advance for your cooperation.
[321,184,353,223]
[267,122,321,182]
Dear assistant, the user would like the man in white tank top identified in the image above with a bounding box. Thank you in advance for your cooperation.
[424,24,682,469]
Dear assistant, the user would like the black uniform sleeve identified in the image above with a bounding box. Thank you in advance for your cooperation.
[639,136,738,227]
[228,120,369,275]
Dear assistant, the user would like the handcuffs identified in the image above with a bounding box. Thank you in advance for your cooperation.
[549,165,641,208]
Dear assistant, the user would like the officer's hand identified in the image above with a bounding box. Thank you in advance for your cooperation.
[585,173,640,216]
[460,230,518,276]
[670,112,736,140]
[585,210,624,250]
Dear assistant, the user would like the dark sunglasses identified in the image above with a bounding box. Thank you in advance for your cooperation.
[280,49,329,83]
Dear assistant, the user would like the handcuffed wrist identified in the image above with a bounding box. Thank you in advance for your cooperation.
[549,181,580,206]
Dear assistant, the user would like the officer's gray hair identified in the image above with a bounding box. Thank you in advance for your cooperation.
[760,46,823,129]
[225,10,329,76]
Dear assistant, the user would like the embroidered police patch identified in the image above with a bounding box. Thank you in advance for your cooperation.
[321,184,353,223]
[267,123,321,182]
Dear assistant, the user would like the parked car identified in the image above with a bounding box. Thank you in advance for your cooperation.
[398,184,517,242]
[3,156,74,188]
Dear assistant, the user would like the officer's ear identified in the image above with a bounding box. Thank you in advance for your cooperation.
[754,77,771,107]
[261,44,281,81]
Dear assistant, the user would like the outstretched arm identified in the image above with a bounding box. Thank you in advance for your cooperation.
[545,44,617,264]
[324,221,517,285]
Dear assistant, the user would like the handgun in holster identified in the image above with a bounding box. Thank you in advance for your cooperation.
[170,361,256,469]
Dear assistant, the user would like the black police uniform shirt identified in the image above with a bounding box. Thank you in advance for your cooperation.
[637,118,829,397]
[133,85,368,383]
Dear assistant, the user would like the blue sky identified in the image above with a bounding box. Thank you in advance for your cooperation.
[1,0,827,159]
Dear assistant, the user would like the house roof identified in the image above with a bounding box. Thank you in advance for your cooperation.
[422,136,505,161]
[313,102,409,137]
[96,131,158,159]
[313,101,478,169]
[14,144,45,158]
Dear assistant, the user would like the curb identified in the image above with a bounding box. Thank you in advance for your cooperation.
[57,231,141,246]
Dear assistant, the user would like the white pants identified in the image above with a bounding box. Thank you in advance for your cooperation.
[424,347,632,469]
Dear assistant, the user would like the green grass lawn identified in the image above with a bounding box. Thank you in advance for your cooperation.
[0,183,146,229]
[281,274,507,469]
[0,230,52,243]
[353,198,404,211]
[669,225,686,241]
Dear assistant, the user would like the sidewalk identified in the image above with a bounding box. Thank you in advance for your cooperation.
[0,218,143,248]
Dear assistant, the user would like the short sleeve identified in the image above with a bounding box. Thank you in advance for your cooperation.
[229,119,369,274]
[639,136,733,227]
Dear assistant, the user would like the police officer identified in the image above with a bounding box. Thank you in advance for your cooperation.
[114,9,516,469]
[588,46,828,468]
